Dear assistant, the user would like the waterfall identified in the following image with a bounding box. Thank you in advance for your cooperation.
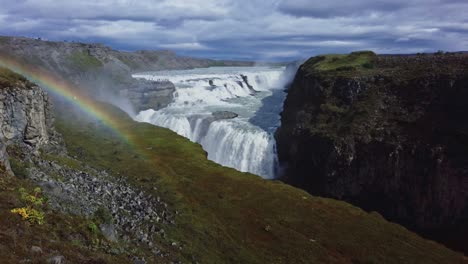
[134,66,287,179]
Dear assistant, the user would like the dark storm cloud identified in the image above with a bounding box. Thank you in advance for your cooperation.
[0,0,467,60]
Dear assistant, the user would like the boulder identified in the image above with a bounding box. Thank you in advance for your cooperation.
[212,111,238,120]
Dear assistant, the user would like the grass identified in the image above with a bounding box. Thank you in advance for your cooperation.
[51,103,467,264]
[68,51,103,71]
[303,51,377,73]
[0,67,32,89]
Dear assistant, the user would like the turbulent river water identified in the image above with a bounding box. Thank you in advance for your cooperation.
[134,66,290,179]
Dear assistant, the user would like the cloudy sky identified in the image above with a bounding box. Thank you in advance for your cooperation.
[1,0,467,60]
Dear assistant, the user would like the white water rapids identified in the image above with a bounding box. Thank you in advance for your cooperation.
[133,66,290,179]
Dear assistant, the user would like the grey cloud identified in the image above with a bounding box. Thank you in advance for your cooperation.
[0,0,467,60]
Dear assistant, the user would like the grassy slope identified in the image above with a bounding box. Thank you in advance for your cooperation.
[53,104,466,264]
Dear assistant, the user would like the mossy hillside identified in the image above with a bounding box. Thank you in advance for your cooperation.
[303,51,377,74]
[53,103,466,264]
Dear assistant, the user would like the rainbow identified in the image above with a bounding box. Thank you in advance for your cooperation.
[0,54,132,143]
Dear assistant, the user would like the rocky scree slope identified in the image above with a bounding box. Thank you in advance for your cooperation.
[276,51,468,254]
[0,36,252,112]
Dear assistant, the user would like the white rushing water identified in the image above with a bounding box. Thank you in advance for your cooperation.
[134,66,289,179]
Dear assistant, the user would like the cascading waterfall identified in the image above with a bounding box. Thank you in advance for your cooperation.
[134,66,288,179]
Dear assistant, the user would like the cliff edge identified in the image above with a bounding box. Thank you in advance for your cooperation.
[276,51,468,254]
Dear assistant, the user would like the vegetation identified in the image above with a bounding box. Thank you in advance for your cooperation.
[303,51,377,73]
[68,51,103,70]
[0,67,31,88]
[11,187,46,225]
[49,103,466,263]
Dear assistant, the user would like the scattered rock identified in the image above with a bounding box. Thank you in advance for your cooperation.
[30,246,43,254]
[47,255,65,264]
[28,156,176,252]
[100,223,118,242]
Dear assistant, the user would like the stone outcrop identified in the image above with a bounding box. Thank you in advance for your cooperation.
[276,52,468,253]
[0,75,59,150]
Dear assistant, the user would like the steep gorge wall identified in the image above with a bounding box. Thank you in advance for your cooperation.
[276,53,468,253]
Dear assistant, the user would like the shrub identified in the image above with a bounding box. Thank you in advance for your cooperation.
[88,222,98,234]
[10,187,46,225]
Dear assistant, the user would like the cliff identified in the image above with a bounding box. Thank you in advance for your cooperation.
[1,66,466,263]
[0,68,57,149]
[276,51,468,253]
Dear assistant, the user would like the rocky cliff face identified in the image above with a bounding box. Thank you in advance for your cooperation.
[0,138,11,174]
[0,70,59,150]
[0,67,63,176]
[276,52,468,253]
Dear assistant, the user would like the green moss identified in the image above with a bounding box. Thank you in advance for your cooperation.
[68,51,103,70]
[303,51,377,73]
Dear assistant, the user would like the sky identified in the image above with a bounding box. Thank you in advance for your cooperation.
[1,0,467,61]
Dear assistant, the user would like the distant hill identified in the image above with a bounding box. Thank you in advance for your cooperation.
[0,36,253,113]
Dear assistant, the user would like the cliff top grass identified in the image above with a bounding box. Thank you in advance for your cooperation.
[0,67,33,89]
[303,51,377,74]
[49,102,467,264]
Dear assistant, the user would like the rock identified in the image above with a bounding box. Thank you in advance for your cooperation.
[0,82,55,149]
[100,223,118,242]
[47,255,65,264]
[30,246,43,254]
[212,111,238,120]
[0,139,12,175]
